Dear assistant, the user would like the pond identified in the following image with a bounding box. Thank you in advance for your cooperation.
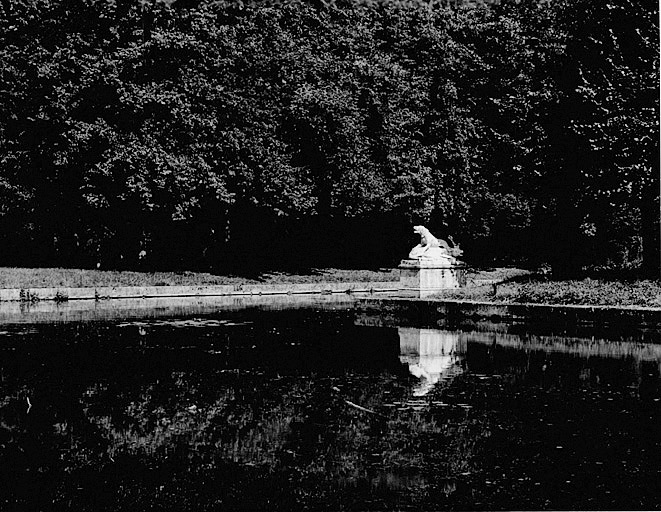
[1,299,660,511]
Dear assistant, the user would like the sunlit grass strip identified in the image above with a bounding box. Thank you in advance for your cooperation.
[0,267,400,289]
[435,279,661,308]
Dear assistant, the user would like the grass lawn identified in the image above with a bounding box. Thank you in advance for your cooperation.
[1,266,659,308]
[0,267,401,289]
[435,275,661,308]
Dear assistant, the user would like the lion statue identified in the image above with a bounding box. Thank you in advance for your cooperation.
[408,225,463,263]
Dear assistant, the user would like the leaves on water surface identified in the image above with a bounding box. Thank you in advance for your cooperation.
[116,318,252,329]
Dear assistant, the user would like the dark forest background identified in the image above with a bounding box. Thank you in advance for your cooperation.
[0,0,658,276]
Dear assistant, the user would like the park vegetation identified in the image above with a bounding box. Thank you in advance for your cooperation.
[0,265,401,287]
[0,0,658,276]
[438,275,661,307]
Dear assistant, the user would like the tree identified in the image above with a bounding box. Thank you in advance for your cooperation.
[553,0,659,276]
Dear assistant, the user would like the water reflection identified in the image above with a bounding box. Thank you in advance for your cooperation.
[396,325,661,397]
[0,308,660,511]
[398,328,465,396]
[0,294,362,324]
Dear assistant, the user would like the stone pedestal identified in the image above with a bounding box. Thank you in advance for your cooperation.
[398,259,467,298]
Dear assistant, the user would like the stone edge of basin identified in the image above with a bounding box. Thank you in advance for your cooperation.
[357,297,661,327]
[0,282,401,302]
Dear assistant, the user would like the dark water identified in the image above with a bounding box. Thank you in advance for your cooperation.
[1,303,660,511]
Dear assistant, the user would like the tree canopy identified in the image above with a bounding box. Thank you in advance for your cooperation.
[0,0,658,275]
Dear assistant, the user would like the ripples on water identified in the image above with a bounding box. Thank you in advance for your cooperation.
[0,303,660,510]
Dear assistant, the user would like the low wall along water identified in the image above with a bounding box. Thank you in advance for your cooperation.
[0,282,660,333]
[0,282,400,302]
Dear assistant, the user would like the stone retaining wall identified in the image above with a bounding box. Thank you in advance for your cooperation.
[2,286,659,332]
[0,281,400,302]
[357,297,661,330]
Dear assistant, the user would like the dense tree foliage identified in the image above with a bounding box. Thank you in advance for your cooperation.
[0,0,658,274]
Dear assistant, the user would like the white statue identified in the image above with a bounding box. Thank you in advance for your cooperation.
[408,225,462,264]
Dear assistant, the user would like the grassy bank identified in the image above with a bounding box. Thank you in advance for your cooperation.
[436,277,661,308]
[2,267,659,308]
[0,267,400,289]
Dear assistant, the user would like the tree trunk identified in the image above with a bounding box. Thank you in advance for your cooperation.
[640,170,660,279]
[142,2,154,42]
[549,199,585,279]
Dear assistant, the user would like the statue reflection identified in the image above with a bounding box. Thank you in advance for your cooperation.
[398,328,466,396]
